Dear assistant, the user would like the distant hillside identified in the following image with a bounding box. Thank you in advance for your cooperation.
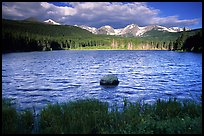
[141,28,202,41]
[2,19,94,38]
[2,19,117,52]
[24,17,41,22]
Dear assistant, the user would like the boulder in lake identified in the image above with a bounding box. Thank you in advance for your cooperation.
[100,74,119,86]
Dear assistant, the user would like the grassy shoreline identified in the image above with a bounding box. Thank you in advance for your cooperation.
[68,49,169,51]
[2,98,202,134]
[67,47,169,51]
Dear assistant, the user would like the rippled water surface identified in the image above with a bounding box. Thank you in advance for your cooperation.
[2,50,202,112]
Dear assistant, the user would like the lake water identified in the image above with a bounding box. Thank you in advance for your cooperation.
[2,50,202,112]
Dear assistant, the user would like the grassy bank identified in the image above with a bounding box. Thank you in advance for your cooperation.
[67,46,169,50]
[2,98,33,134]
[2,98,202,134]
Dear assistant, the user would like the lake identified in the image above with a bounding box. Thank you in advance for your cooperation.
[2,50,202,112]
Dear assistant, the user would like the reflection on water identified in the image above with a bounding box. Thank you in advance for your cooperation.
[2,50,202,112]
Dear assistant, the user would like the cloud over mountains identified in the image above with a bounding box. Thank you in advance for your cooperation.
[2,2,199,28]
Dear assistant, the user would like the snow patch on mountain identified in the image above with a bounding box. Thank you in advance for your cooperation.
[44,19,60,25]
[114,29,123,35]
[75,25,98,34]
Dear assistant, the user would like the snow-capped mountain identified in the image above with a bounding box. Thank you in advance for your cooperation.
[98,25,115,35]
[76,24,191,37]
[118,24,140,36]
[74,25,98,34]
[44,19,60,25]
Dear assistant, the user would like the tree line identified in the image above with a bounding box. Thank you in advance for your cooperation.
[171,28,202,52]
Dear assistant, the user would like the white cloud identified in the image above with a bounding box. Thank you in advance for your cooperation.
[2,2,199,28]
[58,6,76,16]
[150,16,198,27]
[40,2,51,9]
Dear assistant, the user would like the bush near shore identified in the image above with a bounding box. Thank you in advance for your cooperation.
[2,98,202,134]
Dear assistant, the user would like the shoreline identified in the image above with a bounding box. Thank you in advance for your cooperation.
[67,48,170,51]
[2,98,202,134]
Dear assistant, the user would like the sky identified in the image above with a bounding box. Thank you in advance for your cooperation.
[2,2,202,29]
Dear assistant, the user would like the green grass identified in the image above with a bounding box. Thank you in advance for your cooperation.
[2,98,202,134]
[2,98,34,134]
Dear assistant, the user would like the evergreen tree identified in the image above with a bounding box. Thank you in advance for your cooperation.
[173,27,188,50]
[182,30,202,52]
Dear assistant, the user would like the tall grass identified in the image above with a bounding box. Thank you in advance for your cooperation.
[2,98,34,134]
[2,98,202,134]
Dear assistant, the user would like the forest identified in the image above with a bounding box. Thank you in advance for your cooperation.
[2,19,202,53]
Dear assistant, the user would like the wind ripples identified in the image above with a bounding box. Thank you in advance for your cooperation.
[2,50,202,112]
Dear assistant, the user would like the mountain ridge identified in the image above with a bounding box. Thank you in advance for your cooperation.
[75,24,191,37]
[2,17,199,40]
[12,17,193,37]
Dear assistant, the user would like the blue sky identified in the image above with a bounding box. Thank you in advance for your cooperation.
[147,2,202,29]
[2,2,202,29]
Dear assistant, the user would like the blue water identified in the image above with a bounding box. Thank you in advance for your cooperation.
[2,50,202,112]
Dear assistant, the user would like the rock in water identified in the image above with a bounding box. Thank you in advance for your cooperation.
[100,75,119,86]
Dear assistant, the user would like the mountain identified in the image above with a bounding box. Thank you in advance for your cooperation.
[22,17,192,37]
[97,25,115,35]
[24,17,41,22]
[44,19,61,25]
[76,24,191,37]
[23,17,61,25]
[2,18,96,52]
[2,19,93,38]
[74,25,98,34]
[2,18,201,52]
[142,27,201,41]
